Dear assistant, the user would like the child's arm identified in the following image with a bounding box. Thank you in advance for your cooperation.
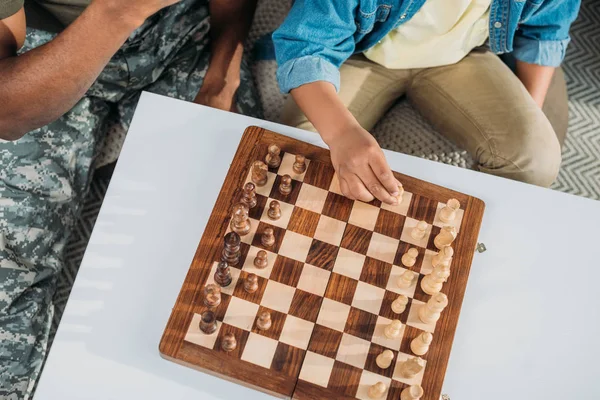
[515,60,555,107]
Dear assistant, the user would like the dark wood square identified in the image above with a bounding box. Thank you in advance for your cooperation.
[399,324,429,359]
[289,289,323,323]
[247,194,268,220]
[193,292,232,321]
[322,192,354,222]
[344,307,378,341]
[306,239,339,271]
[359,257,392,289]
[324,273,358,306]
[393,242,425,272]
[287,207,320,237]
[232,270,268,304]
[427,225,443,252]
[307,324,343,358]
[374,209,406,240]
[366,198,382,208]
[386,380,410,400]
[364,342,398,378]
[269,256,304,287]
[412,274,431,303]
[213,323,250,359]
[407,194,437,224]
[269,175,302,204]
[340,224,373,255]
[251,221,286,253]
[327,360,361,397]
[303,161,335,190]
[379,290,412,323]
[271,342,306,378]
[251,305,287,340]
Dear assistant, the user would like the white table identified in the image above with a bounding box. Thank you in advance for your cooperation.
[35,93,600,400]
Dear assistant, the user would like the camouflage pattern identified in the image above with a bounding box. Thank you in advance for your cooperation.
[0,0,262,397]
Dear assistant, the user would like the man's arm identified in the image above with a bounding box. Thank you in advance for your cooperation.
[194,0,257,112]
[516,60,555,107]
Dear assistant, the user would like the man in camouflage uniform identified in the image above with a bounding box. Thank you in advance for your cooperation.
[0,0,261,397]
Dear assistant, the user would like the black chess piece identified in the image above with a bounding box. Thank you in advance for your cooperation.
[199,310,218,334]
[222,231,241,266]
[214,261,232,287]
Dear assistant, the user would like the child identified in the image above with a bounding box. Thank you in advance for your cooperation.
[273,0,580,205]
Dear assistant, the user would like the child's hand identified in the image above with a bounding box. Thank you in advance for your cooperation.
[328,125,400,205]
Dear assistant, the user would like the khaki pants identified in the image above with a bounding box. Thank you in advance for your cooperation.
[281,49,568,187]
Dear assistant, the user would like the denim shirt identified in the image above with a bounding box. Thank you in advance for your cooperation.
[273,0,581,93]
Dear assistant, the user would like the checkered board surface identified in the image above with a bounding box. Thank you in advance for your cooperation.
[160,127,485,400]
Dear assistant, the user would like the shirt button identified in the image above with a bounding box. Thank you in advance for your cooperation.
[400,14,406,20]
[494,21,502,28]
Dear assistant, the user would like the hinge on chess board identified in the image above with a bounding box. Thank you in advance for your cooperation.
[476,242,487,253]
[441,395,451,400]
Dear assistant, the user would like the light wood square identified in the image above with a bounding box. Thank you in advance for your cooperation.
[400,217,432,249]
[261,280,296,314]
[279,315,315,350]
[433,201,464,232]
[278,231,313,263]
[348,201,381,231]
[241,332,279,369]
[380,191,413,216]
[385,265,418,298]
[351,281,385,315]
[299,351,335,387]
[241,246,277,279]
[316,298,351,332]
[406,299,437,333]
[278,152,310,181]
[226,217,260,245]
[332,248,366,281]
[356,370,392,400]
[259,198,294,229]
[329,173,343,195]
[184,313,221,349]
[206,262,241,296]
[392,352,427,386]
[420,249,450,275]
[295,183,328,214]
[297,263,330,297]
[367,233,400,264]
[335,333,371,369]
[314,215,347,247]
[372,315,403,351]
[222,296,260,331]
[245,169,277,197]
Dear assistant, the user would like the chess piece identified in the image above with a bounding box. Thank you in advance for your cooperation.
[434,226,457,250]
[398,357,425,379]
[400,385,424,400]
[384,319,403,339]
[244,273,258,293]
[221,231,241,266]
[419,292,448,324]
[367,382,386,399]
[421,264,450,295]
[397,270,416,289]
[254,250,268,269]
[432,245,453,268]
[230,203,251,236]
[214,261,232,287]
[293,154,306,174]
[410,332,433,356]
[375,349,394,369]
[279,174,292,196]
[439,198,460,223]
[251,161,268,186]
[401,248,419,267]
[256,310,272,331]
[391,295,409,314]
[221,332,237,352]
[203,284,221,308]
[261,227,275,248]
[199,310,217,334]
[240,182,257,209]
[393,182,405,203]
[411,221,428,240]
[265,144,281,168]
[267,200,281,220]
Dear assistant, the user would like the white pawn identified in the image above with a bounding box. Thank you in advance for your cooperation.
[432,245,453,268]
[395,183,405,203]
[397,270,416,289]
[439,199,460,223]
[410,332,433,356]
[401,248,419,267]
[368,382,387,399]
[401,385,424,400]
[418,292,448,324]
[411,221,428,240]
[434,226,457,250]
[384,319,403,339]
[376,349,394,369]
[398,356,425,379]
[391,295,409,314]
[421,264,450,295]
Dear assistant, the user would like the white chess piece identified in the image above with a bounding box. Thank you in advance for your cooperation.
[421,264,451,295]
[400,385,424,400]
[384,319,403,339]
[397,270,417,289]
[434,226,457,249]
[401,248,419,267]
[398,357,425,379]
[376,350,394,369]
[411,221,428,240]
[439,199,460,223]
[410,332,433,356]
[396,183,405,204]
[418,292,448,324]
[368,382,387,399]
[432,245,453,268]
[391,295,409,314]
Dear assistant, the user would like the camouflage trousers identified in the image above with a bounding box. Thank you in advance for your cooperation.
[0,1,261,397]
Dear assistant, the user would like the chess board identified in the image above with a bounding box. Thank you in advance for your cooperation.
[159,127,485,399]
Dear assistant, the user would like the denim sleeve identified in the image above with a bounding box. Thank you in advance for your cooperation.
[273,0,356,93]
[513,0,581,67]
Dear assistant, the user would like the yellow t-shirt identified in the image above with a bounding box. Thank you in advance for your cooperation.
[363,0,492,69]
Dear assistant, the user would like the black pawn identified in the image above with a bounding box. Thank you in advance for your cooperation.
[222,232,241,266]
[199,310,218,334]
[214,261,232,287]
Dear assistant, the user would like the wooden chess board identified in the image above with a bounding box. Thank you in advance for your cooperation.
[159,126,485,399]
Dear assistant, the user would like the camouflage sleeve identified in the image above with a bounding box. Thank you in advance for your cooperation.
[0,0,23,19]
